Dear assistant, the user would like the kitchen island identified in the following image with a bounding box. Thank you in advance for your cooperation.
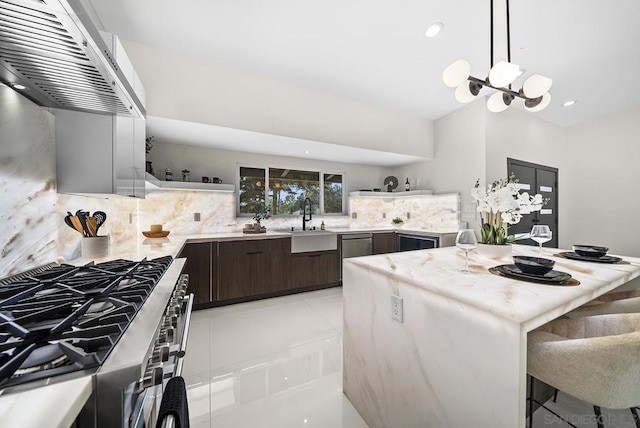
[342,245,640,428]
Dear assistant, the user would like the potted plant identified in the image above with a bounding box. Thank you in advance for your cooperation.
[471,174,544,258]
[392,217,404,226]
[252,202,270,232]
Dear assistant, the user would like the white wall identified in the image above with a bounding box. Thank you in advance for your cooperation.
[148,141,394,210]
[123,41,434,158]
[562,105,640,257]
[485,107,565,182]
[394,99,486,224]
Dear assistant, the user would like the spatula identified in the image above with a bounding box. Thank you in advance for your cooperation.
[86,216,98,237]
[69,215,85,236]
[64,213,79,234]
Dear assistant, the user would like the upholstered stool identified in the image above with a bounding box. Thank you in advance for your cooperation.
[527,313,640,428]
[566,289,640,318]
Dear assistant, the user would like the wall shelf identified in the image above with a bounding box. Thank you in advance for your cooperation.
[349,190,434,198]
[145,174,234,192]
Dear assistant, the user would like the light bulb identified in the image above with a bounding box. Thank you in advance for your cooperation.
[488,61,520,88]
[523,74,553,99]
[443,59,471,88]
[524,92,551,112]
[455,82,480,103]
[425,22,444,38]
[487,92,510,112]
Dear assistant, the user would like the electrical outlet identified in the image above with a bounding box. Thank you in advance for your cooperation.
[352,212,358,219]
[128,213,133,224]
[391,294,403,323]
[194,212,201,222]
[406,212,411,220]
[383,212,386,219]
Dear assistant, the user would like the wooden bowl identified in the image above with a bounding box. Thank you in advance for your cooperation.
[142,231,170,238]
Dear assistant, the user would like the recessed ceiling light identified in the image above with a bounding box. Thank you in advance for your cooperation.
[12,83,26,90]
[425,22,444,38]
[304,150,310,154]
[562,100,576,107]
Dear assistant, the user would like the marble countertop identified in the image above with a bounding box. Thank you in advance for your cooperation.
[344,244,640,331]
[67,228,457,265]
[0,375,93,428]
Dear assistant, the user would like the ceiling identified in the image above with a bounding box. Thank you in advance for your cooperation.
[147,116,424,166]
[88,0,640,160]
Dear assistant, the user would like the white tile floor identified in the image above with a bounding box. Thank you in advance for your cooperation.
[181,287,369,428]
[182,287,639,428]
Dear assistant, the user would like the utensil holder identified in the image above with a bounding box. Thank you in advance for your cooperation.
[82,236,109,258]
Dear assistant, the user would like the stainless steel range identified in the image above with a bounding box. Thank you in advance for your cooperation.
[0,255,193,427]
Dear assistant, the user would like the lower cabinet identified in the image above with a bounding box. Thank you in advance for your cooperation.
[372,232,396,254]
[218,238,290,300]
[179,237,340,308]
[289,250,340,289]
[177,242,216,308]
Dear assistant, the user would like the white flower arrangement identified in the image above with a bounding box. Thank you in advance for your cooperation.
[471,175,544,245]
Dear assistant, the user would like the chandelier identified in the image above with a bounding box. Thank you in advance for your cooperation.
[442,0,552,113]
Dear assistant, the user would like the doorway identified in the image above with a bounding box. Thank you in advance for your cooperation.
[507,158,558,248]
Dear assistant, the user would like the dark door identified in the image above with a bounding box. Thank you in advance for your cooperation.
[507,158,558,248]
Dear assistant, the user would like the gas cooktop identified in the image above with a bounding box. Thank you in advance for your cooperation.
[0,256,173,389]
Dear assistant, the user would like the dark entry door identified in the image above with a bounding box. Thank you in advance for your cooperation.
[507,158,558,248]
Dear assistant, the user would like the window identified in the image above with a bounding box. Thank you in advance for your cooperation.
[239,166,266,215]
[238,166,344,215]
[323,173,343,214]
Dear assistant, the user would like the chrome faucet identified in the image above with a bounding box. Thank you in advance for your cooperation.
[302,197,312,230]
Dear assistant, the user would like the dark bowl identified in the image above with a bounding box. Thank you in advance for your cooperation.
[513,256,555,275]
[572,245,608,258]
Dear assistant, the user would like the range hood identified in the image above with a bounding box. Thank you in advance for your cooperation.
[0,0,145,118]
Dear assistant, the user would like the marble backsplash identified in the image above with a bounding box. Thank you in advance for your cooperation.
[57,190,239,261]
[349,193,460,231]
[56,191,460,262]
[0,85,57,276]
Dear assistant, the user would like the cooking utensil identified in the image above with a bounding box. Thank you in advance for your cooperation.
[64,212,84,235]
[93,211,107,234]
[75,210,90,237]
[86,217,98,237]
[69,216,85,236]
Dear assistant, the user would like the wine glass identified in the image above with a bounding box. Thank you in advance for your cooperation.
[456,229,478,273]
[530,225,552,255]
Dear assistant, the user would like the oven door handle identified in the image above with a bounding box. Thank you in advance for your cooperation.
[177,293,194,359]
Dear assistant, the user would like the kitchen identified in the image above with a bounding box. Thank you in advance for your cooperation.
[1,0,640,427]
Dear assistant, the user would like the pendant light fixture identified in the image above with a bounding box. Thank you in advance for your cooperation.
[442,0,552,113]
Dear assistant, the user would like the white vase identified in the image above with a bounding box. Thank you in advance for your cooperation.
[477,243,512,260]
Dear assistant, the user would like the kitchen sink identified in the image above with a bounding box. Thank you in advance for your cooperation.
[290,230,337,253]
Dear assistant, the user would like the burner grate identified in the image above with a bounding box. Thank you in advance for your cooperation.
[0,255,173,388]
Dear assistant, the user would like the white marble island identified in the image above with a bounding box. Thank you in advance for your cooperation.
[342,245,640,428]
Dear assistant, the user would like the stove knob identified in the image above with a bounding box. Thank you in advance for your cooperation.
[139,365,163,388]
[152,345,170,363]
[163,315,178,328]
[172,304,181,316]
[165,327,175,343]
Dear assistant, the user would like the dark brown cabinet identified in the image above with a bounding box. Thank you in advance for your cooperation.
[372,232,396,254]
[177,242,216,308]
[179,236,340,309]
[289,250,340,289]
[218,238,291,301]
